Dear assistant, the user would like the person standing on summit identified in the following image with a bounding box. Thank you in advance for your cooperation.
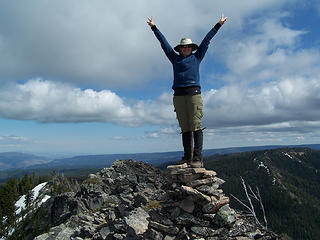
[147,14,228,167]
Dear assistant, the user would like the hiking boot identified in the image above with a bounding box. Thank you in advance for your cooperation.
[192,129,203,167]
[176,131,193,165]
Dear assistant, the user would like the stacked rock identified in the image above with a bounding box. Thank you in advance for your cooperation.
[33,160,283,240]
[167,163,235,224]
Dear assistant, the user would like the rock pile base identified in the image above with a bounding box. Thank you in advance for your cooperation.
[34,160,284,240]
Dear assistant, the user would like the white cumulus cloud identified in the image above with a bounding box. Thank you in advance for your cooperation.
[0,79,134,124]
[0,79,175,126]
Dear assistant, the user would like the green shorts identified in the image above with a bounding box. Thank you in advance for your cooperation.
[173,94,203,133]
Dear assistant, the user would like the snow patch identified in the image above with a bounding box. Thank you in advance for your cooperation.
[0,182,52,240]
[258,161,270,175]
[40,195,51,206]
[15,195,26,215]
[283,152,303,163]
[15,182,49,215]
[15,182,50,215]
[283,152,293,159]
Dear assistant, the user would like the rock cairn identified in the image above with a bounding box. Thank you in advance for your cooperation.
[33,160,283,240]
[167,163,232,217]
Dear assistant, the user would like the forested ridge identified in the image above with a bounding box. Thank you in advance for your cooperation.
[0,173,48,237]
[204,147,320,240]
[0,170,83,239]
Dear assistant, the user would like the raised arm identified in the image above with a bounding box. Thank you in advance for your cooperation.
[147,16,176,62]
[195,13,228,60]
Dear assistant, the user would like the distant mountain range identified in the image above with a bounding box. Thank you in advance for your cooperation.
[1,144,320,171]
[0,152,52,171]
[1,144,320,182]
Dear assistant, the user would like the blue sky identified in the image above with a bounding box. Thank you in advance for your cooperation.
[0,0,320,156]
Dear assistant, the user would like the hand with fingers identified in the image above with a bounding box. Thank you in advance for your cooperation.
[219,13,228,25]
[147,16,155,27]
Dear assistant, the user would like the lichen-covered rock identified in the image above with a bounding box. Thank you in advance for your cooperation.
[124,207,149,235]
[191,226,226,237]
[34,224,78,240]
[213,205,237,227]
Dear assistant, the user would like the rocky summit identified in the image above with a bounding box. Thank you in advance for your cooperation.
[33,159,286,240]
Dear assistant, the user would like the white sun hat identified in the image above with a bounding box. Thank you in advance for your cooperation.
[174,38,198,52]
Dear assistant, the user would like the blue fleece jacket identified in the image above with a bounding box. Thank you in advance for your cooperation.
[152,25,220,90]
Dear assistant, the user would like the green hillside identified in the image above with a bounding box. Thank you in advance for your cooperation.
[204,147,320,240]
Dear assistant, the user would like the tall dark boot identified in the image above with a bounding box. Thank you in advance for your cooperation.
[176,131,193,165]
[191,129,203,168]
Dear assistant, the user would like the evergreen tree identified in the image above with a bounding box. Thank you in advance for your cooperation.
[0,207,4,237]
[0,181,17,238]
[19,174,33,195]
[25,189,34,211]
[0,173,51,239]
[31,172,36,187]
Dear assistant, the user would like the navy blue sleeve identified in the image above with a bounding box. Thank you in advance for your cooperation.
[195,24,219,61]
[151,26,177,63]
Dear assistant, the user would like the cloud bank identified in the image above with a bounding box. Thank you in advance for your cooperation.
[0,135,29,148]
[0,0,296,89]
[1,0,319,146]
[0,79,175,126]
[1,74,319,135]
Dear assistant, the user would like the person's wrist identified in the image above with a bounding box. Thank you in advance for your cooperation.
[214,22,222,30]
